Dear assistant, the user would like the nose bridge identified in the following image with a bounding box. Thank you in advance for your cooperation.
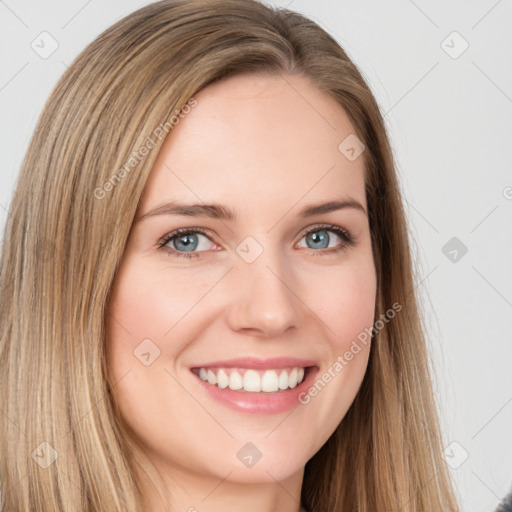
[227,239,301,336]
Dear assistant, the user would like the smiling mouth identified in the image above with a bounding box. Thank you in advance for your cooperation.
[191,366,313,393]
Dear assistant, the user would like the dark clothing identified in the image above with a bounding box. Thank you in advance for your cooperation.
[496,492,512,512]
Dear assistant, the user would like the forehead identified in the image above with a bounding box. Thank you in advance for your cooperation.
[139,72,366,215]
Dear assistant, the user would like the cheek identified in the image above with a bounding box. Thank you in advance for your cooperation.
[104,261,205,457]
[303,257,377,347]
[104,258,227,416]
[106,258,216,354]
[332,271,376,347]
[282,257,376,457]
[105,260,183,389]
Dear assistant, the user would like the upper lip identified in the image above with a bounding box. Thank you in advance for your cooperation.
[190,357,317,370]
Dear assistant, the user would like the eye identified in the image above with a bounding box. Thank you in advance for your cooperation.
[296,224,355,254]
[157,223,356,259]
[157,227,217,259]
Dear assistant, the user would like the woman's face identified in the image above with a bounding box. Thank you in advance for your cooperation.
[106,72,376,488]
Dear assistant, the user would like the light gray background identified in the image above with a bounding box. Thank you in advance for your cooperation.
[1,1,511,510]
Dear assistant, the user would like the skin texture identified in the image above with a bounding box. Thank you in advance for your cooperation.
[106,72,377,512]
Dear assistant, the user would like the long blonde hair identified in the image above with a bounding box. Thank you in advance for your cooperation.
[0,0,459,510]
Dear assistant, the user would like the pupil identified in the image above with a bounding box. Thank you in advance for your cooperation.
[309,230,329,249]
[175,234,197,251]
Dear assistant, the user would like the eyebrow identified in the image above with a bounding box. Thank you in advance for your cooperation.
[136,198,367,223]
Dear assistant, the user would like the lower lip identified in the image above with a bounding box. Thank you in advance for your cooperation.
[191,367,319,414]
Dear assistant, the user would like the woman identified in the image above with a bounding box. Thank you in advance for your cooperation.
[0,0,460,510]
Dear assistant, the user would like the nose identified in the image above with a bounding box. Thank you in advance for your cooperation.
[225,248,302,338]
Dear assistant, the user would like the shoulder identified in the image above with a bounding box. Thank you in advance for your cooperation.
[496,491,512,512]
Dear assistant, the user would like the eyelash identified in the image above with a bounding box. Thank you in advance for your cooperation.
[156,223,356,260]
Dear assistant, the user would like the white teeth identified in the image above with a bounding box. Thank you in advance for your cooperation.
[228,370,243,390]
[195,366,307,392]
[206,369,217,385]
[288,368,298,388]
[243,370,261,392]
[261,370,279,392]
[278,370,288,390]
[217,369,229,389]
